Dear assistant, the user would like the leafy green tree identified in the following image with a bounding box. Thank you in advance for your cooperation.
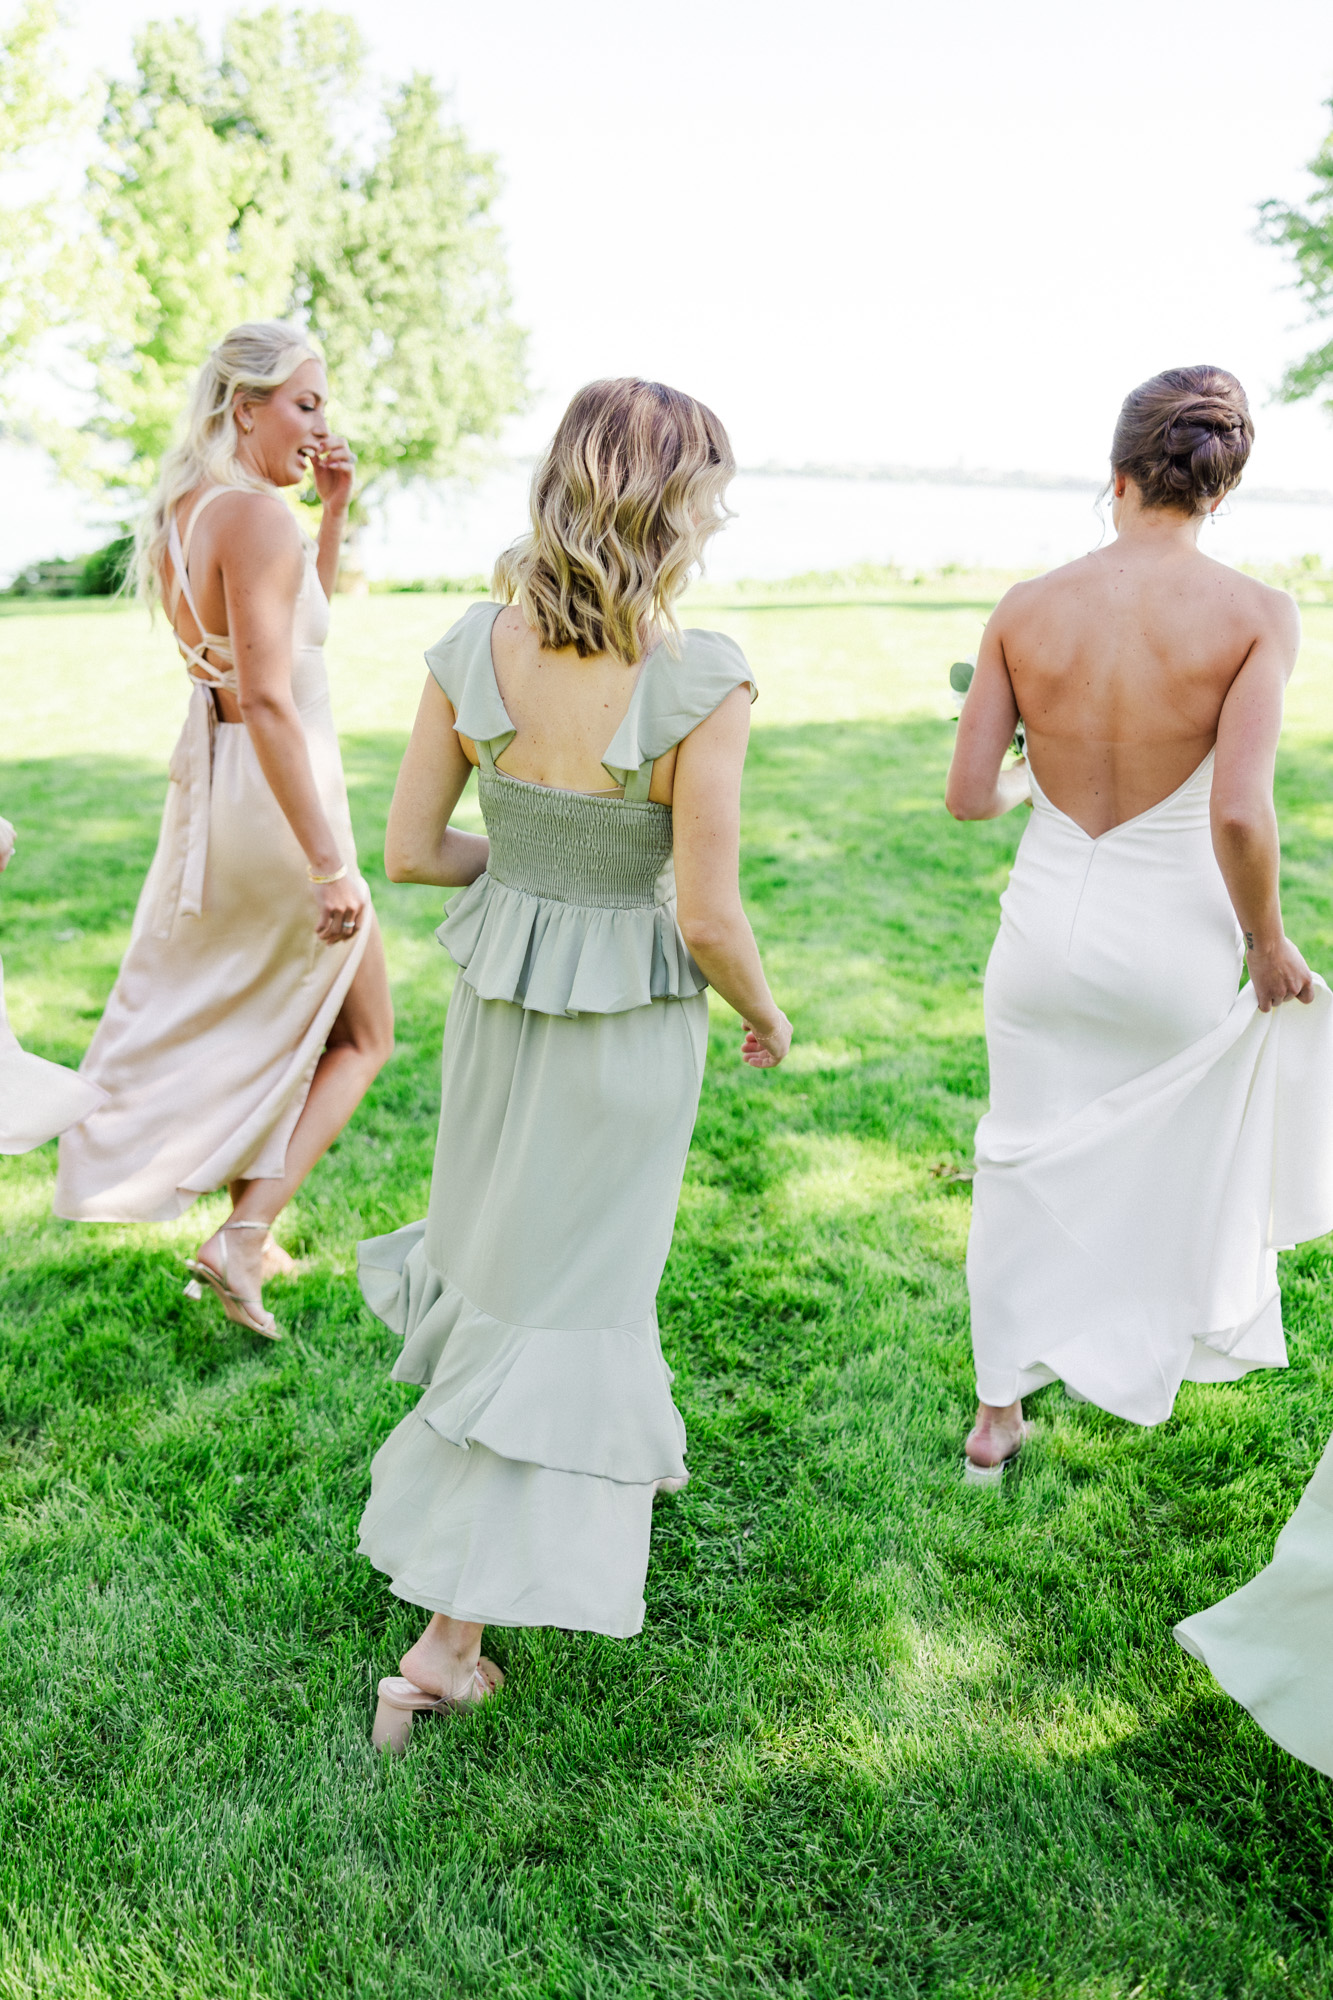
[0,0,81,385]
[1262,110,1333,411]
[65,5,526,511]
[305,71,526,508]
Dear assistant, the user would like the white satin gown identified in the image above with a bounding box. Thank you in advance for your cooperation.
[968,750,1333,1425]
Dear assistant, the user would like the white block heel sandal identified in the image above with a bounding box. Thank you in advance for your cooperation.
[962,1423,1033,1487]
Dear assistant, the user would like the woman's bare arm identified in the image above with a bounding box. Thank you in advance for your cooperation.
[222,493,365,943]
[945,603,1031,821]
[384,676,491,887]
[1210,591,1312,1010]
[672,684,790,1068]
[310,436,355,600]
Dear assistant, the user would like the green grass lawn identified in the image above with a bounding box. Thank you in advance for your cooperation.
[3,580,1333,1999]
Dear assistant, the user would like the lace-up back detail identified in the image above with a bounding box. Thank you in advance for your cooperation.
[166,487,239,689]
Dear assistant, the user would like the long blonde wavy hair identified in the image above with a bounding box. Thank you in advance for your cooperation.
[493,378,735,663]
[134,320,321,605]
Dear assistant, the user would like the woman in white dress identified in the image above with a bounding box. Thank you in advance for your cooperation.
[0,816,106,1151]
[55,322,393,1337]
[946,365,1333,1479]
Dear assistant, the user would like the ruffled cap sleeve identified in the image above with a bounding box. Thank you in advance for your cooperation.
[423,601,513,751]
[602,628,756,785]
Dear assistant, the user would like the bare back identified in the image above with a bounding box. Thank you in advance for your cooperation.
[994,543,1295,837]
[479,606,679,805]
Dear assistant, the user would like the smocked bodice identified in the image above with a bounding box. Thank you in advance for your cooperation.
[481,771,674,910]
[426,601,756,1017]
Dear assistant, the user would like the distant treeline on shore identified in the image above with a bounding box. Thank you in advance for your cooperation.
[737,462,1333,507]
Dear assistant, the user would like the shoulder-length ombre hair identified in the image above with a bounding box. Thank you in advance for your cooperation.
[493,379,735,664]
[134,320,320,605]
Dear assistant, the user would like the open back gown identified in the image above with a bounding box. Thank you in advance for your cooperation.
[968,751,1333,1424]
[356,602,754,1638]
[55,489,368,1220]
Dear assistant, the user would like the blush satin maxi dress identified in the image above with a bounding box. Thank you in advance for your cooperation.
[55,489,369,1221]
[356,601,755,1638]
[967,751,1333,1425]
[0,960,104,1153]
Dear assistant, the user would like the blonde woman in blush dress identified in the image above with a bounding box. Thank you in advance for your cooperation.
[947,366,1333,1481]
[357,379,791,1748]
[56,322,394,1337]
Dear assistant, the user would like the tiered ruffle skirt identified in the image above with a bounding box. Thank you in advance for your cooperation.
[357,896,708,1636]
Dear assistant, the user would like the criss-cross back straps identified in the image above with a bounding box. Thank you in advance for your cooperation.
[167,487,235,684]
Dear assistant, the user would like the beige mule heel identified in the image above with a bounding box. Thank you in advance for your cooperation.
[372,1661,505,1754]
[184,1218,282,1340]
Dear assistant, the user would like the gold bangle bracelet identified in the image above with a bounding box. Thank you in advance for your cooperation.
[308,862,347,884]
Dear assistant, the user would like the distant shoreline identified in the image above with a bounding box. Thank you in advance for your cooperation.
[734,462,1333,508]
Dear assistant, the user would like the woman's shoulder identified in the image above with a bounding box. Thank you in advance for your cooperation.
[600,626,755,781]
[424,599,502,679]
[184,485,304,573]
[423,600,508,736]
[195,483,296,535]
[641,625,756,745]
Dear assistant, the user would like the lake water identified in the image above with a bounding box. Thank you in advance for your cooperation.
[5,446,1333,585]
[362,464,1333,585]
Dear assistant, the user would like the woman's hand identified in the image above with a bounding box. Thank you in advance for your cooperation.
[313,870,369,946]
[1246,936,1315,1012]
[309,434,356,518]
[741,1011,792,1068]
[0,816,15,873]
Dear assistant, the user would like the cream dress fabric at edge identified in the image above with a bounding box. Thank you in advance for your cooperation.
[54,489,369,1222]
[356,601,755,1639]
[1174,1430,1333,1776]
[0,957,105,1153]
[968,751,1333,1425]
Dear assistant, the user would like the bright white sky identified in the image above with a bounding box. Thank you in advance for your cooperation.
[54,0,1333,491]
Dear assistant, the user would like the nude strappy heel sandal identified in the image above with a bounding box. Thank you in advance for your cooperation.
[183,1219,282,1340]
[371,1661,505,1753]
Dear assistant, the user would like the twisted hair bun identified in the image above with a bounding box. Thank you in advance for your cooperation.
[1111,366,1253,516]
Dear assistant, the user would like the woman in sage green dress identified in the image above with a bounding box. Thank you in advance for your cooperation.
[360,379,791,1748]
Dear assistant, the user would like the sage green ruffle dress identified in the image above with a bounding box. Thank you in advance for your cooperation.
[357,602,755,1638]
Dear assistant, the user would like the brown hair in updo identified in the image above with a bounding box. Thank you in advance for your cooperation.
[1111,365,1254,516]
